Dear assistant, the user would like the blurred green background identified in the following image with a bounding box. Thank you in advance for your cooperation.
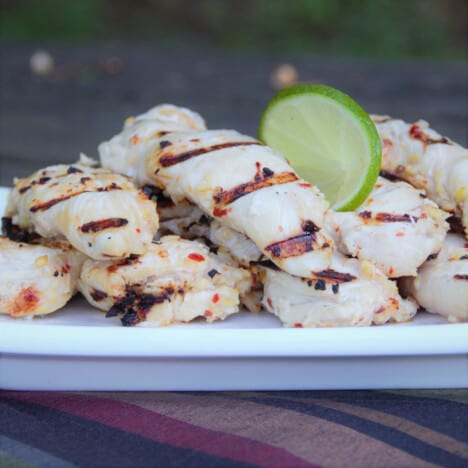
[1,0,467,59]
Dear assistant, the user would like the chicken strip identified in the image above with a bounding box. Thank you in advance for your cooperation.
[325,176,449,277]
[261,253,417,328]
[78,235,252,326]
[400,234,468,322]
[0,237,84,317]
[99,104,206,183]
[6,159,159,260]
[372,115,468,237]
[145,129,335,277]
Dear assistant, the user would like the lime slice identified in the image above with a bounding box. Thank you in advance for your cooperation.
[259,84,381,211]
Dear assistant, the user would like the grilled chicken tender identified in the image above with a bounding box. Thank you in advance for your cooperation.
[78,235,252,326]
[372,115,468,237]
[145,129,335,277]
[0,237,84,317]
[6,161,159,260]
[99,104,206,183]
[325,177,449,277]
[400,234,468,322]
[262,253,417,328]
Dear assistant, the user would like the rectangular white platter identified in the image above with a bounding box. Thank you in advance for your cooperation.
[1,186,467,391]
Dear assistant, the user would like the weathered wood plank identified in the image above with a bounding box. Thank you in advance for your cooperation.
[1,41,467,186]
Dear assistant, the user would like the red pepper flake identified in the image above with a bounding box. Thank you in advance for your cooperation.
[213,206,232,217]
[212,293,220,304]
[298,182,312,188]
[294,322,303,328]
[388,266,394,275]
[188,252,205,262]
[383,138,393,149]
[335,226,340,232]
[395,231,405,237]
[61,263,71,274]
[409,124,421,139]
[266,297,273,308]
[130,134,140,145]
[135,228,141,234]
[204,310,213,317]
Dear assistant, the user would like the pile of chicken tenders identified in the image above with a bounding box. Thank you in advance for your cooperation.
[1,104,467,326]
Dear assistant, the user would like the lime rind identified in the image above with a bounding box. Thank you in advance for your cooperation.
[259,84,381,211]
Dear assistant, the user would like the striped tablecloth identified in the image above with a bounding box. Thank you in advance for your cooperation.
[1,390,467,467]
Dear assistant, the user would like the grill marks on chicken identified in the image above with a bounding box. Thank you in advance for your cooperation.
[265,233,315,259]
[79,218,129,233]
[358,211,419,224]
[5,160,159,260]
[28,180,124,213]
[264,219,325,260]
[312,269,356,283]
[454,274,468,280]
[159,141,263,167]
[213,170,298,210]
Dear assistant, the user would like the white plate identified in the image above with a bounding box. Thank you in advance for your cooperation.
[1,186,467,391]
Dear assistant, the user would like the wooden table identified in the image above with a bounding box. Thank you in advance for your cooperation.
[1,41,467,186]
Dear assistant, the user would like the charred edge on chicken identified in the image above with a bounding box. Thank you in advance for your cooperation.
[447,215,464,235]
[379,170,403,182]
[90,289,108,301]
[1,217,40,243]
[106,286,175,326]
